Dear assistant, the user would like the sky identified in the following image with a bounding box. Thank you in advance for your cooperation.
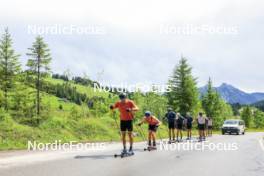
[0,0,264,92]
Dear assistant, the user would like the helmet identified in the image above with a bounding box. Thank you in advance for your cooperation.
[167,107,173,111]
[119,93,127,100]
[145,111,151,117]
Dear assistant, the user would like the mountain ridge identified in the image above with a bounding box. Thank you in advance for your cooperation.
[199,83,264,104]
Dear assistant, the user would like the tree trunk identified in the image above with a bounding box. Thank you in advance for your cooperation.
[4,55,8,111]
[37,55,40,118]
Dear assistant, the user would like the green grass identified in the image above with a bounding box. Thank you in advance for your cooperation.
[0,79,120,150]
[246,128,264,132]
[0,113,122,150]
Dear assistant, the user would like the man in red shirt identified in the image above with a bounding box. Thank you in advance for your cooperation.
[110,93,139,153]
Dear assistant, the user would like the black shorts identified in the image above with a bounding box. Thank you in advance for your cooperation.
[177,124,183,130]
[208,126,212,130]
[120,120,133,132]
[198,124,205,130]
[149,125,159,132]
[168,120,175,129]
[187,124,192,130]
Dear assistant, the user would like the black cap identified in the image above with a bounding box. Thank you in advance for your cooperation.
[119,93,127,100]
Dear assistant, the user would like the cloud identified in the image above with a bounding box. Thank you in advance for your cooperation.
[0,0,264,92]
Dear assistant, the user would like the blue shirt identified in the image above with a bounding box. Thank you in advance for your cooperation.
[166,111,176,122]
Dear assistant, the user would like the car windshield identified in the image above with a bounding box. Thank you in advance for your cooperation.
[224,120,238,125]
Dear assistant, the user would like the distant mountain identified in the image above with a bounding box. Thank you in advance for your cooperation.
[199,83,264,105]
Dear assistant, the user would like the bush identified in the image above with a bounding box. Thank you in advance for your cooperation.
[0,109,10,121]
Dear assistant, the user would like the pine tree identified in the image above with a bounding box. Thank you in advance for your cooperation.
[201,78,234,128]
[167,57,199,116]
[26,36,51,116]
[201,78,221,117]
[241,106,253,128]
[0,28,21,110]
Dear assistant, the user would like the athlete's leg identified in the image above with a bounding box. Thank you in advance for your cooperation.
[187,129,191,138]
[151,131,156,146]
[148,131,152,146]
[173,128,175,140]
[121,131,126,149]
[127,120,134,151]
[169,129,172,141]
[128,131,133,149]
[199,129,202,140]
[180,130,182,139]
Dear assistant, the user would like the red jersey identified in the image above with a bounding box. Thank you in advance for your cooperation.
[144,116,160,125]
[113,100,138,121]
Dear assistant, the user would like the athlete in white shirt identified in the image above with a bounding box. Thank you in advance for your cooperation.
[207,117,213,137]
[197,112,206,141]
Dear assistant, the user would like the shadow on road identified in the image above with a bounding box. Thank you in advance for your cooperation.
[74,155,114,160]
[74,149,146,160]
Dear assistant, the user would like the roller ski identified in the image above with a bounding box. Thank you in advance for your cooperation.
[198,137,207,142]
[168,140,176,144]
[144,146,157,151]
[114,149,134,158]
[176,138,184,143]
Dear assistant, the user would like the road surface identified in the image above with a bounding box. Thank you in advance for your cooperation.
[0,132,264,176]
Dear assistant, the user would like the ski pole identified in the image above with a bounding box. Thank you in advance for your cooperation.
[138,125,147,141]
[157,127,163,142]
[111,111,121,136]
[134,123,143,141]
[134,122,146,142]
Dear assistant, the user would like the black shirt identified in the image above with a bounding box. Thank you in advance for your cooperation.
[186,116,193,126]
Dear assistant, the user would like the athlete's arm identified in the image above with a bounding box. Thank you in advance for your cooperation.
[153,116,162,126]
[110,102,119,110]
[138,117,146,126]
[163,113,168,121]
[130,101,139,111]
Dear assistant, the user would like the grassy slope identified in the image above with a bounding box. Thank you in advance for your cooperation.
[0,79,119,150]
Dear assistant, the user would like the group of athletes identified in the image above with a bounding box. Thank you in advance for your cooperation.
[110,93,213,154]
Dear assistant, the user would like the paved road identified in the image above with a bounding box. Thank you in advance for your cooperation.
[0,133,264,176]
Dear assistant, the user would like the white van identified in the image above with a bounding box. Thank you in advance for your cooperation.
[221,119,245,135]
